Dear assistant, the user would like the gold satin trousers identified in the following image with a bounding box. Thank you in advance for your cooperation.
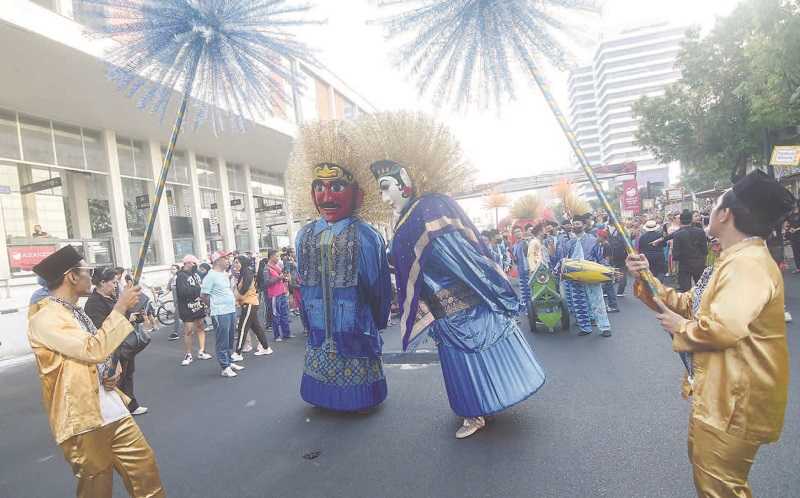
[59,416,165,498]
[688,417,760,498]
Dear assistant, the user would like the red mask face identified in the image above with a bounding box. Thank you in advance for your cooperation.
[312,179,359,222]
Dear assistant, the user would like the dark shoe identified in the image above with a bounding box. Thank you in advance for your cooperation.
[578,330,592,336]
[601,330,612,337]
[607,307,620,313]
[286,334,296,339]
[168,332,180,341]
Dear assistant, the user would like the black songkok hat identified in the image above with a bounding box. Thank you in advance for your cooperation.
[572,212,593,222]
[369,160,403,180]
[32,245,83,284]
[732,170,796,227]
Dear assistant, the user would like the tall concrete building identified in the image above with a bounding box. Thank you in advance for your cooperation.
[568,23,688,187]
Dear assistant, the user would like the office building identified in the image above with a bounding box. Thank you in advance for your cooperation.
[568,23,688,187]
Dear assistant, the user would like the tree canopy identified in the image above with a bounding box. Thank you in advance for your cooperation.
[633,0,800,191]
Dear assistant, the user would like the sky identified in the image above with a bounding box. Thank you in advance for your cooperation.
[299,0,743,184]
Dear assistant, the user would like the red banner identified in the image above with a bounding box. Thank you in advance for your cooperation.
[8,245,57,271]
[621,180,641,214]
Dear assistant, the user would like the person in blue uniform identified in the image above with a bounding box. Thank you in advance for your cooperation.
[551,212,612,337]
[360,112,545,439]
[291,122,392,412]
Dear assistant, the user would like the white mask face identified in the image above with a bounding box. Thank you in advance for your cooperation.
[378,173,412,215]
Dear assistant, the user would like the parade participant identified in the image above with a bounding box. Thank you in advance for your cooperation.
[512,225,531,313]
[27,245,164,497]
[551,191,612,337]
[289,120,392,412]
[360,111,545,438]
[639,220,668,282]
[627,170,794,498]
[166,265,183,341]
[175,254,212,366]
[201,250,243,378]
[232,255,273,360]
[672,209,709,291]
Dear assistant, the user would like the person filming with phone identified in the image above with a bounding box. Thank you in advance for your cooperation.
[27,245,165,498]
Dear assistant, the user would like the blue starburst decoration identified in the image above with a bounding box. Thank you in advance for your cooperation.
[77,0,319,133]
[378,0,599,109]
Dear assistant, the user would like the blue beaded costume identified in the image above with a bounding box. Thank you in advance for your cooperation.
[296,217,392,411]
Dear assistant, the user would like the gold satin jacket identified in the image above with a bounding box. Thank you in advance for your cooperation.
[27,299,133,444]
[636,238,789,444]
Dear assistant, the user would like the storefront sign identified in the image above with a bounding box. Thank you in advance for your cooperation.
[621,180,640,214]
[8,245,56,270]
[642,198,655,210]
[770,145,800,167]
[230,198,243,207]
[255,203,283,213]
[210,203,218,209]
[20,177,61,195]
[135,194,150,210]
[665,188,683,202]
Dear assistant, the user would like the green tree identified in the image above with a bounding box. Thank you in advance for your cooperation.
[634,0,800,192]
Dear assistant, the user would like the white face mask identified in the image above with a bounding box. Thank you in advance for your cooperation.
[378,172,413,215]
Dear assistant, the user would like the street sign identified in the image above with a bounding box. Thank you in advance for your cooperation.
[210,202,218,209]
[135,194,150,210]
[230,198,242,207]
[770,145,800,167]
[20,177,61,195]
[0,185,11,195]
[665,188,683,202]
[255,202,282,213]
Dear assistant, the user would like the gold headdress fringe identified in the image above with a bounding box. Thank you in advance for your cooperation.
[287,120,389,225]
[552,179,590,219]
[352,111,474,197]
[511,194,543,221]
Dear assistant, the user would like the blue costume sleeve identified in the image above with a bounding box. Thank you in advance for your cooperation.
[428,232,519,315]
[357,224,392,331]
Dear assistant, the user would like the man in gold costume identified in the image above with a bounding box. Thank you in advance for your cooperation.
[28,245,165,497]
[627,170,793,498]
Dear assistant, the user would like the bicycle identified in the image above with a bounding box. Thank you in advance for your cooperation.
[150,286,176,326]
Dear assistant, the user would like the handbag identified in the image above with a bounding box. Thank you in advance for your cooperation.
[117,323,151,360]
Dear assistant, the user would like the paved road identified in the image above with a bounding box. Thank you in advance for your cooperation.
[1,278,799,498]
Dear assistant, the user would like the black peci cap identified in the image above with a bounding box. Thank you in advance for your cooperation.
[32,245,83,284]
[732,170,796,228]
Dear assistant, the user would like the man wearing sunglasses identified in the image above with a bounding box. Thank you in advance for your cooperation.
[28,245,164,497]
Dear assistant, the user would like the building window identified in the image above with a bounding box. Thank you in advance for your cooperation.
[0,110,20,161]
[53,122,85,169]
[226,162,246,193]
[298,68,320,123]
[121,177,159,266]
[166,184,195,259]
[162,148,191,185]
[195,155,219,189]
[250,169,284,197]
[19,114,55,164]
[0,161,114,275]
[117,137,153,179]
[230,192,249,251]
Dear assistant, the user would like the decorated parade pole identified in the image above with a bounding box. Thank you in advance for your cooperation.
[527,64,692,374]
[377,0,690,374]
[132,55,199,284]
[79,0,317,284]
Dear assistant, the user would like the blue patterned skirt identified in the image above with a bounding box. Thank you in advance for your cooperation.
[430,305,546,417]
[300,339,387,411]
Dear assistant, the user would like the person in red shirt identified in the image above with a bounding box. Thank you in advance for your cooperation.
[265,249,291,341]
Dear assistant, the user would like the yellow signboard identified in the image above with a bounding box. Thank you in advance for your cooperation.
[770,145,800,167]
